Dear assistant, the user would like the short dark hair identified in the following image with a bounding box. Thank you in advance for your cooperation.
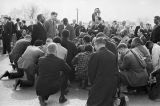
[34,40,43,46]
[16,18,20,22]
[63,18,68,25]
[62,29,70,39]
[53,37,61,44]
[145,41,153,49]
[83,35,91,43]
[37,14,43,21]
[84,45,93,52]
[154,16,160,20]
[51,12,58,16]
[117,43,128,50]
[22,20,26,24]
[8,17,11,21]
[98,17,101,21]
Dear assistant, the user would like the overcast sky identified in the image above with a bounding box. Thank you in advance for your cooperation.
[0,0,160,23]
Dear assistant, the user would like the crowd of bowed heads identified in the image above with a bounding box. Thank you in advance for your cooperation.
[0,8,160,106]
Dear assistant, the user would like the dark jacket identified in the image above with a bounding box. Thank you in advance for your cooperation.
[87,47,118,106]
[3,21,12,37]
[36,54,70,96]
[151,25,160,43]
[58,24,76,40]
[9,39,30,63]
[61,39,78,68]
[31,22,47,45]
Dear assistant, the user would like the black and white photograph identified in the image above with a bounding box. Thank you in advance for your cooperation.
[0,0,160,106]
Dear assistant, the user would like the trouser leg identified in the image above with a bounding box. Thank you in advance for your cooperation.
[116,72,129,86]
[8,68,24,79]
[2,37,7,54]
[6,37,11,53]
[60,72,68,96]
[20,69,35,87]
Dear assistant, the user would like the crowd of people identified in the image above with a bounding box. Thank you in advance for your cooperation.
[0,8,160,106]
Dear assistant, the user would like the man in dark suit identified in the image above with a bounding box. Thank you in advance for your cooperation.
[59,18,76,41]
[151,16,160,43]
[36,43,70,106]
[2,16,12,54]
[61,29,77,81]
[31,14,47,45]
[14,18,22,40]
[87,37,118,106]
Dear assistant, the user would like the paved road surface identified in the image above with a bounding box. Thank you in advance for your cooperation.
[0,55,159,106]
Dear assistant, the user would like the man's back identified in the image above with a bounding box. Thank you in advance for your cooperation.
[22,46,44,63]
[61,39,77,66]
[11,39,30,56]
[121,50,148,86]
[56,43,68,60]
[88,47,117,84]
[65,24,75,41]
[38,54,64,81]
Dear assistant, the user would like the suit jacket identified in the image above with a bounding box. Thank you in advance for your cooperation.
[3,21,12,37]
[36,54,70,96]
[44,19,57,39]
[10,39,30,63]
[18,46,44,70]
[31,22,47,44]
[87,47,118,106]
[61,39,78,67]
[58,24,76,41]
[151,25,160,43]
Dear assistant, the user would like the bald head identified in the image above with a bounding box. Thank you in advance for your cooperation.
[47,43,57,55]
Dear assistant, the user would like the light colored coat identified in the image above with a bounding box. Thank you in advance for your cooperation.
[44,19,57,39]
[18,46,44,69]
[56,43,68,60]
[152,44,160,71]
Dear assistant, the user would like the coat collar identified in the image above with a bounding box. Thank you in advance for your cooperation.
[46,54,56,58]
[98,47,107,52]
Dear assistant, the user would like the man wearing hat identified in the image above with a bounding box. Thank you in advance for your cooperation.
[2,15,12,54]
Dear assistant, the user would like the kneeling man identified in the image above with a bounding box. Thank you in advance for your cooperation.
[36,43,70,106]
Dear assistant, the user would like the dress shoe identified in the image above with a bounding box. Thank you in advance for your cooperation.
[14,79,21,90]
[0,71,9,80]
[59,96,67,103]
[38,96,47,106]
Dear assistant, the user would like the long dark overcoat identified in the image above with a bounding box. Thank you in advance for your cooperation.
[87,47,118,106]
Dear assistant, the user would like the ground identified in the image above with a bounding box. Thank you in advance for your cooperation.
[0,55,160,106]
